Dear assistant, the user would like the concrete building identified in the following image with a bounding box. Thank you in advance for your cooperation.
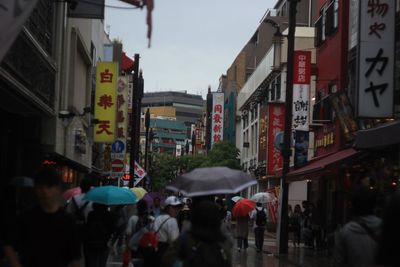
[0,0,110,186]
[141,91,204,136]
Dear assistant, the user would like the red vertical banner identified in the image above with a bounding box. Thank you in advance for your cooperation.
[293,51,311,84]
[258,103,268,162]
[267,104,285,175]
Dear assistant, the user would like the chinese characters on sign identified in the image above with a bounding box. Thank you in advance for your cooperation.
[292,51,311,131]
[95,62,118,142]
[110,77,129,179]
[258,105,268,161]
[211,92,224,147]
[267,104,285,175]
[358,0,394,118]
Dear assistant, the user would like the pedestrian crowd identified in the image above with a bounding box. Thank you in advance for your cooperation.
[1,165,400,267]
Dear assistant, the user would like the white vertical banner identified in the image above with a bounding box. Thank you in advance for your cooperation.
[0,0,39,62]
[293,84,310,131]
[357,0,395,118]
[211,92,224,147]
[292,51,311,131]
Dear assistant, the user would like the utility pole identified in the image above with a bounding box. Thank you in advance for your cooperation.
[206,86,212,152]
[278,0,299,254]
[144,108,150,171]
[129,54,140,188]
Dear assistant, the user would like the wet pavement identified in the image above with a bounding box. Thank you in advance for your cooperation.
[106,233,334,267]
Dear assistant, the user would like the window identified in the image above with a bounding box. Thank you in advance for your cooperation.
[312,90,333,122]
[315,15,323,47]
[321,6,327,42]
[333,0,339,29]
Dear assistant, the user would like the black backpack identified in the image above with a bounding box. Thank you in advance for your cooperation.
[71,197,89,227]
[255,208,267,227]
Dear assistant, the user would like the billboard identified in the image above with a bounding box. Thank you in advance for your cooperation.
[357,0,395,117]
[94,62,117,143]
[294,131,309,168]
[211,92,224,147]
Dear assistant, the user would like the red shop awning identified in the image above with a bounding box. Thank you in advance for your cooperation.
[287,148,360,181]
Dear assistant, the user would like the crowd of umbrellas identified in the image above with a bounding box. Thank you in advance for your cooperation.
[11,167,276,215]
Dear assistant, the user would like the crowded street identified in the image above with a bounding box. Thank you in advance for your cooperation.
[1,0,400,266]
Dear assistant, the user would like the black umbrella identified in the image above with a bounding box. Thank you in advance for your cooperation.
[166,167,257,197]
[9,176,34,187]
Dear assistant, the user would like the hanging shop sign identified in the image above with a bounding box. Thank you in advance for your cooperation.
[357,0,395,118]
[330,92,358,142]
[267,104,285,175]
[292,51,311,131]
[94,62,117,143]
[211,92,224,147]
[294,131,309,168]
[258,104,268,162]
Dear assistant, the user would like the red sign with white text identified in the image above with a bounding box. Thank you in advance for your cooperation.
[293,51,311,84]
[267,104,285,175]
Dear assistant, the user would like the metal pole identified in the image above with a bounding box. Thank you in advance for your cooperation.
[278,0,299,254]
[129,54,140,188]
[144,108,150,171]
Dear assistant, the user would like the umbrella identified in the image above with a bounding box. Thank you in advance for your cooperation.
[63,187,81,200]
[232,199,256,217]
[231,196,243,202]
[166,167,257,197]
[143,192,165,206]
[84,186,137,205]
[251,192,275,203]
[9,176,34,187]
[131,187,147,200]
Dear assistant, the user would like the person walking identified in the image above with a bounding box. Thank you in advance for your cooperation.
[65,178,93,241]
[250,202,267,252]
[162,200,232,267]
[377,192,400,267]
[334,186,381,267]
[83,203,115,267]
[235,213,250,252]
[153,196,182,265]
[291,204,302,247]
[2,166,81,267]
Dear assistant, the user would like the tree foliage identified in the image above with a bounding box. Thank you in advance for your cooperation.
[149,141,240,190]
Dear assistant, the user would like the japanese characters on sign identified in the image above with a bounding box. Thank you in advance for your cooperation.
[95,62,118,142]
[211,92,224,147]
[292,51,311,131]
[110,77,129,179]
[358,0,394,118]
[258,105,268,161]
[267,104,285,175]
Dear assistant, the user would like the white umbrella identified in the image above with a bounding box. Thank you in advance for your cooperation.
[251,192,274,203]
[231,196,243,202]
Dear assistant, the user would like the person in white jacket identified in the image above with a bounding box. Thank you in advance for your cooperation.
[250,202,268,252]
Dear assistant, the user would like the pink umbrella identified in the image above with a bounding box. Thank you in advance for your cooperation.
[63,187,81,200]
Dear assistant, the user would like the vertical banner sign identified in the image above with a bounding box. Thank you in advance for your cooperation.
[258,104,268,162]
[294,131,309,168]
[110,76,129,179]
[211,92,224,147]
[95,62,117,142]
[267,104,285,175]
[358,0,394,117]
[292,51,311,131]
[133,161,147,186]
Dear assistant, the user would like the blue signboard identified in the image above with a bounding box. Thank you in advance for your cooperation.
[112,140,125,153]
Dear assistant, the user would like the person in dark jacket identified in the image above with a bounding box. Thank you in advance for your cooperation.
[83,203,115,267]
[377,192,400,267]
[334,186,381,267]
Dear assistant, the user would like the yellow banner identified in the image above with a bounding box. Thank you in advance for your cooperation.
[94,62,118,143]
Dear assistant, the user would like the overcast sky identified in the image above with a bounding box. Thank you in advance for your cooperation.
[105,0,275,98]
